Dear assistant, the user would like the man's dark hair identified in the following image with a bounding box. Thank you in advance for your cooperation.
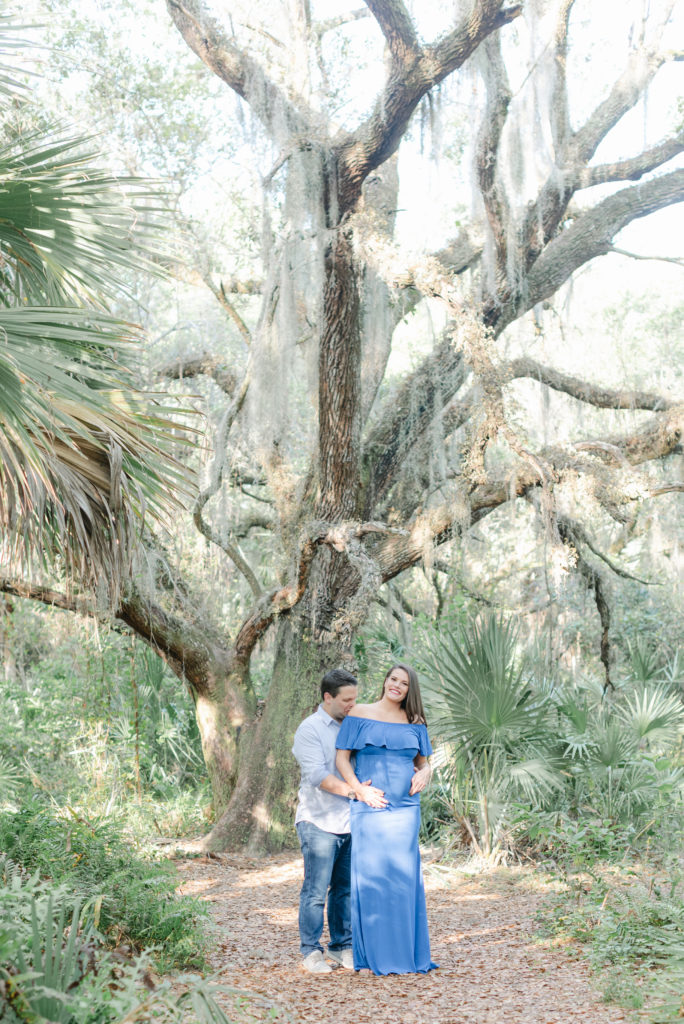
[321,668,358,700]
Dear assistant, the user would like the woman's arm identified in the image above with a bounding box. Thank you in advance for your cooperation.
[409,754,432,795]
[336,749,388,808]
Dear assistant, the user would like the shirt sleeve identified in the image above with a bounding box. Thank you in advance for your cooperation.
[292,720,332,788]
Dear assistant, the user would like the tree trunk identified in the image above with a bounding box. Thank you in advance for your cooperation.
[205,603,351,852]
[193,661,256,815]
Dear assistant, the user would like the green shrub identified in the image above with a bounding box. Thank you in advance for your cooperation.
[0,804,207,969]
[0,858,252,1024]
[417,612,684,861]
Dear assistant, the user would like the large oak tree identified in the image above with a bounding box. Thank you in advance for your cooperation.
[3,0,683,850]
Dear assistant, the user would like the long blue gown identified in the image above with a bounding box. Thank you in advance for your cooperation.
[336,716,438,975]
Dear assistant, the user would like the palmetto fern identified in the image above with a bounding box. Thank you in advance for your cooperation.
[0,17,193,594]
[421,614,563,856]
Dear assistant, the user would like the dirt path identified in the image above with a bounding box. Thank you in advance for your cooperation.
[176,852,630,1024]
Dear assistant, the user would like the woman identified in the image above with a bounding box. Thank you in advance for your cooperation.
[335,663,438,975]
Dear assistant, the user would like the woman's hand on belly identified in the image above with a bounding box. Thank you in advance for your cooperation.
[409,764,432,795]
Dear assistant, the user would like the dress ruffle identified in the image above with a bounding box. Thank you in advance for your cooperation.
[336,716,432,757]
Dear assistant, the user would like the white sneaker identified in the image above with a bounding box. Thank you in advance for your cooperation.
[328,948,354,970]
[302,950,333,974]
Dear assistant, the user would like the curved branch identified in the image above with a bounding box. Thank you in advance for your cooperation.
[507,356,675,412]
[500,168,684,330]
[191,374,260,592]
[557,514,655,585]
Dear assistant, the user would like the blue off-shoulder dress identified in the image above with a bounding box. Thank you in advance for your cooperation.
[335,716,438,975]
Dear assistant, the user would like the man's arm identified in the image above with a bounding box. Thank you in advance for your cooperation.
[336,749,388,808]
[409,754,432,795]
[292,720,331,788]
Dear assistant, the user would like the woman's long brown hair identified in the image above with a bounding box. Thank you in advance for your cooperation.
[381,663,427,725]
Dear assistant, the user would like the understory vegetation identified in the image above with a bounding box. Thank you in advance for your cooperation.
[0,607,242,1022]
[2,599,683,1021]
[413,612,684,1021]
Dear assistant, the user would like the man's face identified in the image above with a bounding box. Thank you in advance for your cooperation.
[322,685,358,722]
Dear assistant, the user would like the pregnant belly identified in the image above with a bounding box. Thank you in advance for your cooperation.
[354,746,419,809]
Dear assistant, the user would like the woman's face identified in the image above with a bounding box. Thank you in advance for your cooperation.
[383,667,410,704]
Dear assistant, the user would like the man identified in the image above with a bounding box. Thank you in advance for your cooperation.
[292,668,386,974]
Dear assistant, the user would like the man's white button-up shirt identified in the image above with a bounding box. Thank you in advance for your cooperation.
[292,704,351,834]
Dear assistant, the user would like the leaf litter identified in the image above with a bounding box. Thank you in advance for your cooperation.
[175,852,631,1024]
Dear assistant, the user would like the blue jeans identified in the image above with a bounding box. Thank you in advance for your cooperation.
[296,821,352,956]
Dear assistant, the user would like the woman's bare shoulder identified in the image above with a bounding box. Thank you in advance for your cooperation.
[347,704,378,719]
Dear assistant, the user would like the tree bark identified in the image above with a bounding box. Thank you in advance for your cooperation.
[205,604,351,852]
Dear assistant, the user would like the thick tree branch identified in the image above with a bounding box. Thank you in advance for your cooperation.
[362,339,466,514]
[507,356,675,412]
[572,45,675,167]
[373,406,683,582]
[577,132,684,189]
[498,168,684,331]
[557,520,614,691]
[158,353,238,395]
[476,32,512,283]
[549,0,575,154]
[0,577,237,700]
[165,0,315,138]
[518,36,678,277]
[364,0,420,59]
[233,519,406,659]
[333,1,522,213]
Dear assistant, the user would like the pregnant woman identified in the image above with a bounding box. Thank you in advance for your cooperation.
[335,663,438,975]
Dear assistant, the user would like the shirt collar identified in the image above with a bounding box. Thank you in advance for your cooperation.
[316,703,340,726]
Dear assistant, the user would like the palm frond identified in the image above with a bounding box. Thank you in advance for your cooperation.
[620,684,684,748]
[0,306,194,594]
[424,614,548,750]
[0,130,165,306]
[0,14,35,100]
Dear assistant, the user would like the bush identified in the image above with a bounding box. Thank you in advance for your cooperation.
[0,857,249,1024]
[0,804,207,970]
[417,613,684,861]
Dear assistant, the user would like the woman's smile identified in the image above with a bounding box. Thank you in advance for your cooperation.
[384,668,410,702]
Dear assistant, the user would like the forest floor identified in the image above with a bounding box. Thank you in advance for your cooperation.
[175,850,634,1024]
